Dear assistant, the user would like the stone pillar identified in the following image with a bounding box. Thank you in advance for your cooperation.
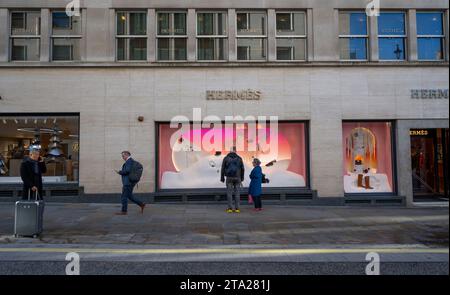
[445,10,450,61]
[0,9,8,62]
[307,9,314,61]
[369,14,379,61]
[80,8,87,61]
[40,9,50,62]
[309,69,344,197]
[228,9,237,61]
[312,7,339,61]
[408,10,418,61]
[85,7,115,62]
[267,9,276,62]
[187,9,196,62]
[147,9,156,62]
[310,115,344,198]
[396,121,413,206]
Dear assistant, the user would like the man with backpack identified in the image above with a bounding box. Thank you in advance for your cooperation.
[220,147,245,213]
[115,151,145,215]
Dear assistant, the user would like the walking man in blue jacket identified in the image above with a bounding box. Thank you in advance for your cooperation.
[115,151,145,215]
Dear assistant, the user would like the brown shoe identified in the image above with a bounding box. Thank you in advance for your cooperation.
[139,203,146,214]
[115,211,127,215]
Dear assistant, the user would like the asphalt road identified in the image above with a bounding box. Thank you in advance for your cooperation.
[0,244,447,275]
[0,261,448,275]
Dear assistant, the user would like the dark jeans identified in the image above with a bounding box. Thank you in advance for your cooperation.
[252,195,262,209]
[121,184,143,212]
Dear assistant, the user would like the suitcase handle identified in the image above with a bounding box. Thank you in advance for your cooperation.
[28,189,40,201]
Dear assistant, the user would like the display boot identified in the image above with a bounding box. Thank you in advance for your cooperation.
[357,174,364,188]
[364,176,374,189]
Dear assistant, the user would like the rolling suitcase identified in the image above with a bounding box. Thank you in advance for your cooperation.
[14,190,44,238]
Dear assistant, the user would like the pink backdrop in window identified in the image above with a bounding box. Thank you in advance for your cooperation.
[342,122,393,189]
[158,122,306,188]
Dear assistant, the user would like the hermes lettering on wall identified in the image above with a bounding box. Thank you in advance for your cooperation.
[411,89,449,99]
[206,90,262,101]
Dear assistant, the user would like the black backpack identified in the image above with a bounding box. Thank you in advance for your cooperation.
[129,160,143,184]
[225,156,241,178]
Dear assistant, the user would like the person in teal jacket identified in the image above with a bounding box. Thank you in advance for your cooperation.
[249,158,263,211]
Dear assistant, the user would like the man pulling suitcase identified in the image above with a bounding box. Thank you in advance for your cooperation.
[15,147,46,238]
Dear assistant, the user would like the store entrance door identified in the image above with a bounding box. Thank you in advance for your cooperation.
[410,128,449,202]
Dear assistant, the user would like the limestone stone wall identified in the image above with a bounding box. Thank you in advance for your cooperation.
[0,66,448,196]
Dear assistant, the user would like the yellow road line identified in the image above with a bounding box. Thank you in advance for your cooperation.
[0,248,447,254]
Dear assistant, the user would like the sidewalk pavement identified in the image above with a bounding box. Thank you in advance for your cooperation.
[0,202,448,247]
[0,203,448,274]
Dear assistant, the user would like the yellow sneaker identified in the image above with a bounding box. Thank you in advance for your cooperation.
[226,208,233,213]
[234,209,241,213]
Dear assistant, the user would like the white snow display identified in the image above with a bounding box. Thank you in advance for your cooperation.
[161,154,305,189]
[343,173,392,193]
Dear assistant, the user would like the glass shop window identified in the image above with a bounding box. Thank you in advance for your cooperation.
[0,115,80,184]
[157,122,308,190]
[342,121,395,194]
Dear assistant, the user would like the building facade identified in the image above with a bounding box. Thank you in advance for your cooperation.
[0,0,448,206]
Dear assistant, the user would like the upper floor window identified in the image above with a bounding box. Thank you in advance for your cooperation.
[417,12,445,61]
[197,12,227,61]
[236,11,267,61]
[378,12,406,61]
[276,11,307,61]
[51,11,82,61]
[157,12,187,61]
[116,11,147,61]
[10,11,41,61]
[339,11,368,61]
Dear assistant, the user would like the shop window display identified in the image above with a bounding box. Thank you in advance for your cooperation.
[0,115,79,184]
[158,122,308,189]
[342,122,394,193]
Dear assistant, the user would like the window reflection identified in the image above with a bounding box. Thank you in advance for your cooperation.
[417,12,444,61]
[378,12,406,60]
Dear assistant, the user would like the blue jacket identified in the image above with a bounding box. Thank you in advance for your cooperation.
[248,165,263,197]
[118,157,133,186]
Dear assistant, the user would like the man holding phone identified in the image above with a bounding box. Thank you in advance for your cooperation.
[20,147,47,200]
[114,151,146,215]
